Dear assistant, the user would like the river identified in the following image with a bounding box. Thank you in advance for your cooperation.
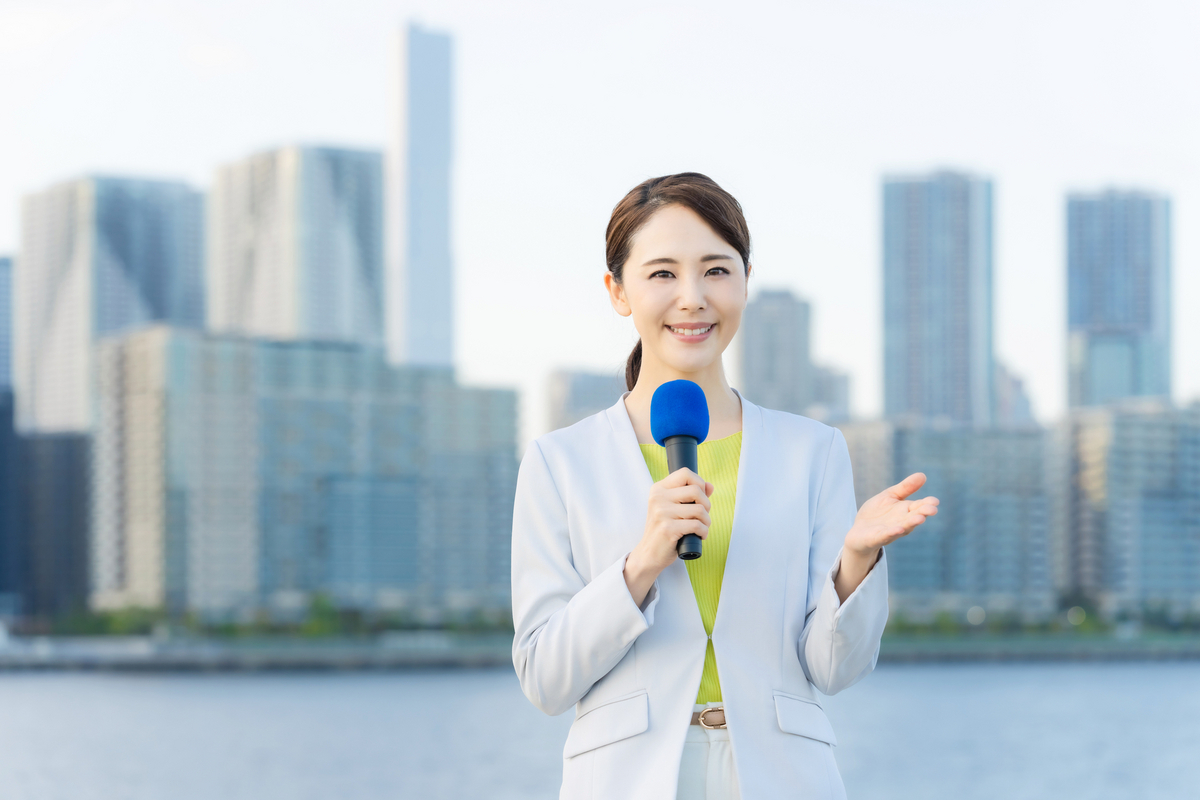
[0,662,1195,799]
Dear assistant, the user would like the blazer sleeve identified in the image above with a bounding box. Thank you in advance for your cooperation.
[510,440,660,717]
[797,428,890,695]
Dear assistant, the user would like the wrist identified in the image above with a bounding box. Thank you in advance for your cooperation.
[624,545,657,584]
[843,526,881,560]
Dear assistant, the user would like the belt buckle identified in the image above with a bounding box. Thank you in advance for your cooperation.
[698,707,726,730]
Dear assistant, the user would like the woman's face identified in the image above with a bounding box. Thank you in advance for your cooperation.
[607,203,749,378]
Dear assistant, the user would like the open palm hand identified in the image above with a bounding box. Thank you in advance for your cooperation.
[844,472,939,556]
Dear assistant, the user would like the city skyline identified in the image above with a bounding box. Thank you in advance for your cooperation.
[3,1,1199,444]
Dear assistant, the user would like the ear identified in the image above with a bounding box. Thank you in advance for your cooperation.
[605,273,632,317]
[743,262,752,299]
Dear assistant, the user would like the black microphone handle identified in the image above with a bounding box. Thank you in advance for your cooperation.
[664,435,703,560]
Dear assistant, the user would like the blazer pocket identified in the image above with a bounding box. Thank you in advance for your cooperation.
[563,690,649,759]
[773,692,838,746]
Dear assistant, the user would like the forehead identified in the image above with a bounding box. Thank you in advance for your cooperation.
[628,204,738,261]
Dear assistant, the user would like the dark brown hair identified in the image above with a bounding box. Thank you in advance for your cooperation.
[606,173,751,391]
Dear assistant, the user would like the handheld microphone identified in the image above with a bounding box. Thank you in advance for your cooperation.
[650,380,710,560]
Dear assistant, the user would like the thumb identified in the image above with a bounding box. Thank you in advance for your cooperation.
[889,472,927,500]
[705,481,715,497]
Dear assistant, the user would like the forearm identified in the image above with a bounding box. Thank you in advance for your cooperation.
[801,547,890,695]
[514,555,655,715]
[622,545,662,608]
[834,545,882,603]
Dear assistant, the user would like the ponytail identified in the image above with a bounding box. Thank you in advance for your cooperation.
[625,340,642,391]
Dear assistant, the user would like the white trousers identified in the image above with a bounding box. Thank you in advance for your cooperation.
[676,706,740,800]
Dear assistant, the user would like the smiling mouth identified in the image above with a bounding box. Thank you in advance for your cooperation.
[667,324,714,337]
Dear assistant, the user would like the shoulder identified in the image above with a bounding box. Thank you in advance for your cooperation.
[525,405,621,469]
[749,400,842,454]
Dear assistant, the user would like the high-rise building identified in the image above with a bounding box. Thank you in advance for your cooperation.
[883,171,994,427]
[15,177,205,432]
[741,290,812,413]
[92,326,517,621]
[1050,401,1200,616]
[740,289,851,421]
[387,23,454,366]
[994,362,1035,429]
[20,432,91,619]
[839,420,1052,618]
[809,365,851,424]
[0,256,12,389]
[547,369,626,431]
[208,146,385,348]
[0,391,21,616]
[1067,190,1171,408]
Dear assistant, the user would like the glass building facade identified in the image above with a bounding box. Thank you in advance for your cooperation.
[0,256,11,389]
[92,326,516,621]
[208,146,386,348]
[883,171,994,427]
[387,23,454,366]
[839,421,1052,618]
[1053,402,1200,616]
[1067,190,1171,408]
[15,177,204,432]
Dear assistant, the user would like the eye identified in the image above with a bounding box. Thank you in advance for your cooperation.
[706,266,731,276]
[650,270,675,279]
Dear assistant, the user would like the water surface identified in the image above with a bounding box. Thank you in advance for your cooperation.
[0,663,1195,799]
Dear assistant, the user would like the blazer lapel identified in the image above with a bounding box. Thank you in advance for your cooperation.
[712,394,768,639]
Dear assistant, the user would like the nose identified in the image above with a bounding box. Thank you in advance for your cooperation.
[677,273,707,311]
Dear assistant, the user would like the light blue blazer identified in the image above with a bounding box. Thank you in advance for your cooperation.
[511,393,889,800]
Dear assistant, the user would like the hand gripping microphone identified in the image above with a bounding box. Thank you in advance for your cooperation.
[650,379,710,560]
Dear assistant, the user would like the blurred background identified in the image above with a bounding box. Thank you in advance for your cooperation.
[1,0,1199,798]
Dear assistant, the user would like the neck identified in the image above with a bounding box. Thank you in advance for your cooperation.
[624,357,742,445]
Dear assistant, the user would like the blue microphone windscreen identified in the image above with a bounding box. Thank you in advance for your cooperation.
[650,380,710,446]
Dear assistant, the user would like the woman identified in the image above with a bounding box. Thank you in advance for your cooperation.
[511,173,938,800]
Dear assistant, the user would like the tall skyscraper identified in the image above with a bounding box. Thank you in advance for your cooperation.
[15,177,205,432]
[883,171,994,427]
[740,289,851,421]
[547,369,626,431]
[0,257,12,389]
[1067,190,1171,408]
[387,23,454,366]
[208,145,385,347]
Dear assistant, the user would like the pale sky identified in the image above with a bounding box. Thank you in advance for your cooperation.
[3,0,1198,444]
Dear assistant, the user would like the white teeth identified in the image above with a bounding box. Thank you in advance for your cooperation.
[670,325,712,336]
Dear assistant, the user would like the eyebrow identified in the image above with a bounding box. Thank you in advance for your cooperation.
[641,254,736,267]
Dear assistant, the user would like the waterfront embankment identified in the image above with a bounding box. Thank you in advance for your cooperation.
[1,630,1199,670]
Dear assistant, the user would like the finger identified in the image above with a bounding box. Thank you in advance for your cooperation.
[888,472,927,500]
[663,468,706,489]
[664,485,712,510]
[672,519,709,540]
[705,481,714,497]
[671,504,711,527]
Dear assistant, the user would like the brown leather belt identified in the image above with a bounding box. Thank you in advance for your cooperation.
[690,707,726,729]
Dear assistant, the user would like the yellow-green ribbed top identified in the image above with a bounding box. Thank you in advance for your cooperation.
[639,430,741,704]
